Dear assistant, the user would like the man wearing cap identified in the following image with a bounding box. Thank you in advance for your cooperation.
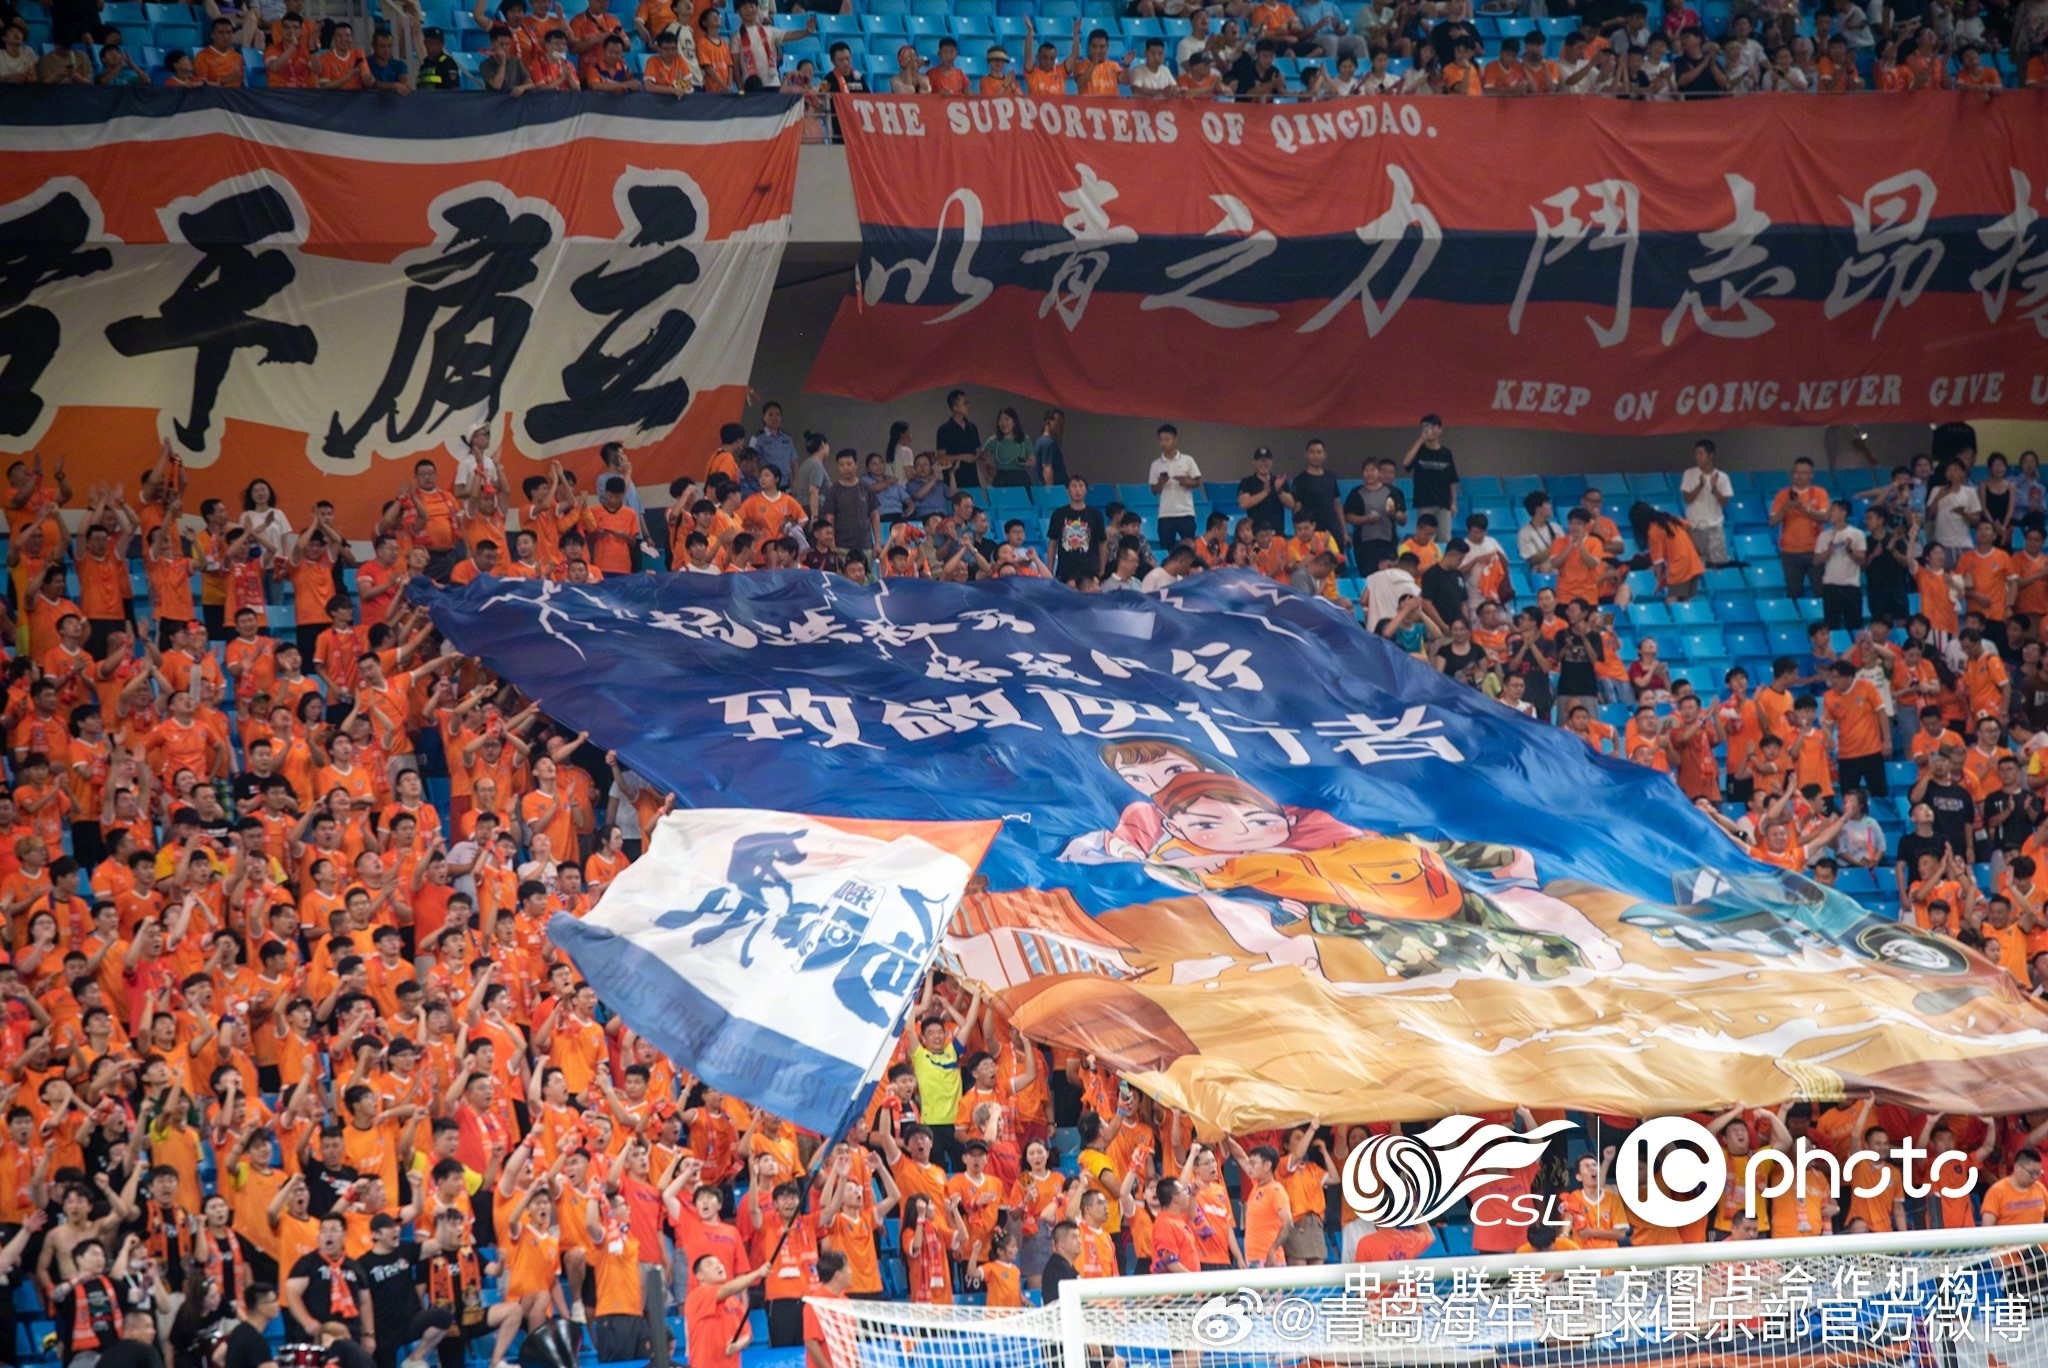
[415,28,464,88]
[1177,48,1222,95]
[979,44,1021,93]
[1238,447,1291,536]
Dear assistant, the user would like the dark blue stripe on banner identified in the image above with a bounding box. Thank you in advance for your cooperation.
[854,217,2007,312]
[548,911,863,1136]
[0,86,798,137]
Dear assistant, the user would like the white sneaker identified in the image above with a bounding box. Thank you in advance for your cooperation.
[568,1302,587,1323]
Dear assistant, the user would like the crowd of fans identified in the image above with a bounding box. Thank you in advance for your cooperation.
[0,390,2032,1368]
[4,0,2043,94]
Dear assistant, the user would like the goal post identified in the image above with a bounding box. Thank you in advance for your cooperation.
[809,1223,2048,1368]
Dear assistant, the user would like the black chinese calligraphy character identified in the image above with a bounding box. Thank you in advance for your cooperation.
[0,191,115,437]
[523,183,700,446]
[105,185,317,453]
[325,196,551,461]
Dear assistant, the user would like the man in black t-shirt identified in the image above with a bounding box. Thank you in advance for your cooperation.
[285,1217,372,1345]
[1419,541,1469,627]
[301,1127,362,1219]
[1041,1221,1083,1310]
[1237,447,1289,535]
[224,1284,282,1368]
[1286,440,1344,555]
[357,1215,423,1368]
[1910,753,1976,864]
[1403,416,1460,530]
[96,1308,166,1368]
[935,389,981,489]
[1046,479,1108,584]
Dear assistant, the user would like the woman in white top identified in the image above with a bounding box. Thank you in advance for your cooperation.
[1357,48,1403,90]
[239,479,294,557]
[1831,789,1887,868]
[1316,51,1363,93]
[1759,44,1811,87]
[0,22,38,81]
[889,43,931,93]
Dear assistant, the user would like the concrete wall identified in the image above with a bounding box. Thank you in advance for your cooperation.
[761,148,2048,487]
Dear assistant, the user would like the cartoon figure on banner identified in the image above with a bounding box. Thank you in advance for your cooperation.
[1059,741,1624,980]
[652,828,944,1026]
[106,184,317,452]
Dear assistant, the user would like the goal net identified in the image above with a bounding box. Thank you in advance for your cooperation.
[809,1224,2048,1368]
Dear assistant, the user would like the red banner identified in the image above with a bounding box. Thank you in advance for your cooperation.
[811,92,2048,435]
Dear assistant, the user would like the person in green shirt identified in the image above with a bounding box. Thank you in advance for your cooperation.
[978,408,1037,490]
[908,978,983,1170]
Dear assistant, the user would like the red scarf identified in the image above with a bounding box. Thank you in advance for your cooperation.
[146,1199,194,1267]
[69,1275,121,1351]
[202,1227,249,1306]
[324,1255,358,1321]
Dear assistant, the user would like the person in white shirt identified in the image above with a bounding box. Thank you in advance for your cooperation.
[1517,492,1563,573]
[1679,438,1734,566]
[1759,43,1810,87]
[1364,557,1422,634]
[1555,32,1598,89]
[1813,499,1868,630]
[732,0,810,88]
[1128,37,1176,91]
[1149,424,1205,550]
[1102,543,1146,593]
[1721,13,1768,87]
[1175,8,1213,67]
[1140,542,1200,592]
[1459,514,1508,606]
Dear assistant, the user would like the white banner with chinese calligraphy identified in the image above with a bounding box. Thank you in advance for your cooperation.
[556,808,999,1136]
[424,570,2048,1132]
[813,92,2048,434]
[0,89,802,528]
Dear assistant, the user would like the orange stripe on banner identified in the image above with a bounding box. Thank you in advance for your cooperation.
[807,815,1002,872]
[30,384,750,533]
[10,134,796,252]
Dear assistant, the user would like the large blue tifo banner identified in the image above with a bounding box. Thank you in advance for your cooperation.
[420,572,2048,1131]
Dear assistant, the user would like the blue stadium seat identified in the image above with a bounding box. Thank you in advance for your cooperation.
[1471,14,1499,35]
[904,13,945,34]
[1549,474,1586,503]
[1724,626,1768,658]
[104,0,146,23]
[1587,473,1630,497]
[1120,15,1162,36]
[1727,497,1768,528]
[996,0,1038,14]
[1669,599,1716,626]
[1733,531,1776,562]
[813,12,859,32]
[1538,15,1574,36]
[153,20,201,47]
[1704,567,1747,595]
[1628,603,1673,629]
[1711,595,1759,624]
[1755,597,1802,624]
[952,14,993,37]
[1740,564,1778,594]
[910,0,948,14]
[864,51,896,76]
[866,0,909,14]
[1767,627,1809,657]
[1624,570,1657,600]
[1502,475,1544,502]
[1039,0,1079,16]
[990,13,1028,35]
[1628,471,1674,495]
[1495,15,1534,35]
[862,12,906,33]
[1679,628,1725,660]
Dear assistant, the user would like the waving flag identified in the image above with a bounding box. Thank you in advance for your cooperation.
[560,808,997,1135]
[422,572,2048,1130]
